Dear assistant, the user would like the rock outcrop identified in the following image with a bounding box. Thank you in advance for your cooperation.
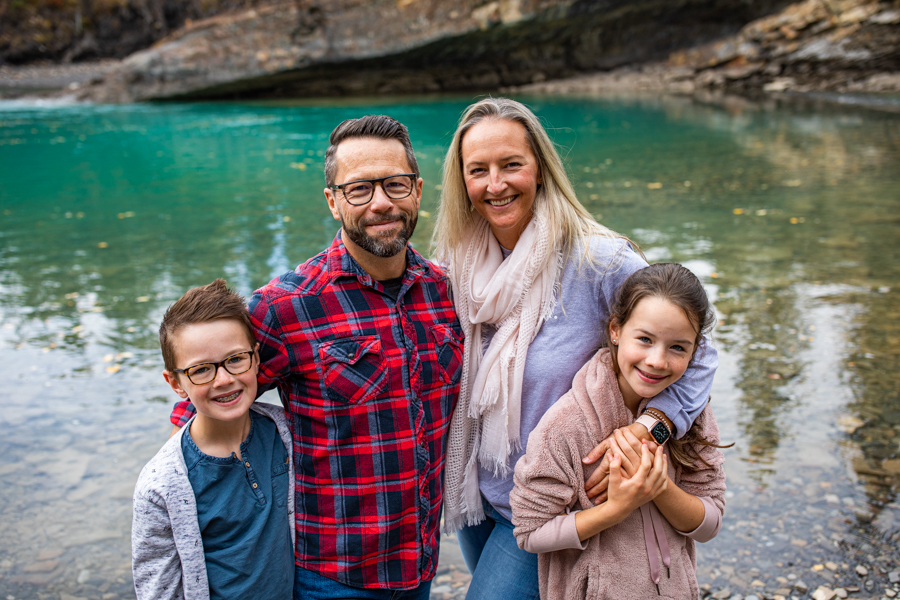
[76,0,801,102]
[0,0,259,65]
[514,0,900,96]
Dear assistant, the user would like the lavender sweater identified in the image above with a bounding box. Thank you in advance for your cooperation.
[479,236,717,520]
[510,349,726,600]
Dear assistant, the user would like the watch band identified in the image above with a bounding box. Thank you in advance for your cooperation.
[635,414,672,445]
[635,414,659,433]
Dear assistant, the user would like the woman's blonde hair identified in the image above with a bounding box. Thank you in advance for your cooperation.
[432,97,636,268]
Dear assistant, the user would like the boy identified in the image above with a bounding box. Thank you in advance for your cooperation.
[132,279,294,600]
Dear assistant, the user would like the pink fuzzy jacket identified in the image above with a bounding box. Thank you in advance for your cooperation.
[510,349,726,600]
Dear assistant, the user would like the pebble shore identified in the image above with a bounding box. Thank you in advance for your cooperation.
[0,61,118,98]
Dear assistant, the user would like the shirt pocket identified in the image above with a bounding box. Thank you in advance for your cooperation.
[428,323,463,385]
[316,336,388,405]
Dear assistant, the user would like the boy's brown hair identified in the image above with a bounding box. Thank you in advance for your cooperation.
[159,279,255,373]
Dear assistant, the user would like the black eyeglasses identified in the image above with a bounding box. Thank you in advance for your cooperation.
[329,173,417,206]
[173,351,255,385]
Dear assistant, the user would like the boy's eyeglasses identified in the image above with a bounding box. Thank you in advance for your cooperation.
[173,351,255,385]
[328,173,417,206]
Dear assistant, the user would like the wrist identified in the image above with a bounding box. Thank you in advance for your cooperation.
[636,412,672,445]
[628,420,654,441]
[643,407,676,438]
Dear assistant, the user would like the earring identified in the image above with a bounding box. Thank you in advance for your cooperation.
[611,338,618,345]
[469,203,475,212]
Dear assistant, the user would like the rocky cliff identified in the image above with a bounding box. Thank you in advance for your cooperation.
[77,0,810,102]
[513,0,900,96]
[65,0,899,102]
[0,0,260,64]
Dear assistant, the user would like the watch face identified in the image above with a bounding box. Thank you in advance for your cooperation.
[650,421,670,444]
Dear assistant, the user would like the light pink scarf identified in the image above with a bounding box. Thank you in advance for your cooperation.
[443,205,559,531]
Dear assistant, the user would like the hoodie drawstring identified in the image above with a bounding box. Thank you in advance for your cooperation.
[640,503,672,592]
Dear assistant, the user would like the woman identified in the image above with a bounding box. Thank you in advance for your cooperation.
[433,98,717,599]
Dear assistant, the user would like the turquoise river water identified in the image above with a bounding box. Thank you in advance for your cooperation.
[0,94,899,599]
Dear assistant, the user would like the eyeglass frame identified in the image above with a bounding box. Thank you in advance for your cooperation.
[172,350,256,385]
[328,173,419,206]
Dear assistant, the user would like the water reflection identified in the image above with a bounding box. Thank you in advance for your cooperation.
[0,95,898,598]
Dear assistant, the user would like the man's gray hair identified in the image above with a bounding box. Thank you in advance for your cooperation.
[324,115,419,186]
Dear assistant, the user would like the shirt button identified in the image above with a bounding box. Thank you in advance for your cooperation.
[245,462,250,467]
[252,483,258,489]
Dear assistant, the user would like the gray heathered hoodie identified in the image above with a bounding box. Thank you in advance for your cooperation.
[131,402,295,600]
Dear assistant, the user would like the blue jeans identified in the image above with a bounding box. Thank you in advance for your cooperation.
[293,566,432,600]
[457,497,540,600]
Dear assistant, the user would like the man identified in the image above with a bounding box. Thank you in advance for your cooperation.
[170,115,462,599]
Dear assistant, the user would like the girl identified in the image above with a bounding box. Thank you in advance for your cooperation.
[509,263,727,600]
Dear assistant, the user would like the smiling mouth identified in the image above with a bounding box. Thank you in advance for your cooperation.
[486,195,517,207]
[212,390,241,404]
[636,368,667,383]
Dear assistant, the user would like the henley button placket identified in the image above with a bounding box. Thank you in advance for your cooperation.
[239,439,265,504]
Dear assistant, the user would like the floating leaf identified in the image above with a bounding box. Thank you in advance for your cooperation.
[283,216,292,223]
[783,179,802,187]
[116,352,134,360]
[106,364,121,374]
[790,217,799,224]
[136,296,150,303]
[419,210,431,218]
[733,208,744,215]
[97,242,108,248]
[103,354,114,362]
[117,211,135,219]
[647,182,662,189]
[71,325,83,333]
[756,209,767,216]
[65,292,79,299]
[290,162,307,170]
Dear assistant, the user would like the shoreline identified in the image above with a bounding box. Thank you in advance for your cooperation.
[0,60,119,99]
[2,60,899,115]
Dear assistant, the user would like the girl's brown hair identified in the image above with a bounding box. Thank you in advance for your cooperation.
[607,263,731,472]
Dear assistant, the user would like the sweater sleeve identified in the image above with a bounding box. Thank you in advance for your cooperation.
[519,512,588,554]
[675,496,722,543]
[132,493,186,600]
[510,400,584,552]
[646,336,717,439]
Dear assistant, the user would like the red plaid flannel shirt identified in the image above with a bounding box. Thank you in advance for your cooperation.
[170,233,462,590]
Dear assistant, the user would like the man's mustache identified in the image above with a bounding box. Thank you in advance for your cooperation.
[359,214,409,227]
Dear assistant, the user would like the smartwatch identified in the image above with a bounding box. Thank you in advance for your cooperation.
[635,414,671,445]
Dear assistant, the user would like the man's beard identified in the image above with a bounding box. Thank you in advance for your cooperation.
[340,210,418,258]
